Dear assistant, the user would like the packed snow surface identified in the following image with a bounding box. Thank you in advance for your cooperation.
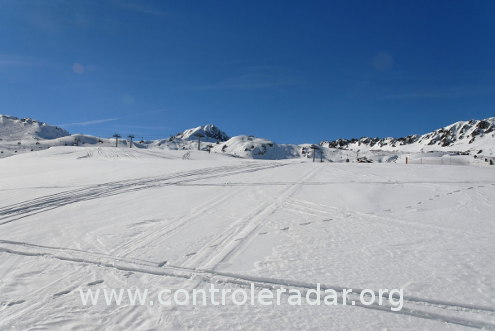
[0,146,494,330]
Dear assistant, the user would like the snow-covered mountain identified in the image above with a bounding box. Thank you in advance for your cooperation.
[203,118,495,161]
[0,115,69,141]
[321,118,495,154]
[0,114,494,162]
[171,124,230,142]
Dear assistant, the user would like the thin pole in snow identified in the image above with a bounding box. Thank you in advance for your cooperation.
[196,133,205,151]
[112,133,121,147]
[310,144,319,163]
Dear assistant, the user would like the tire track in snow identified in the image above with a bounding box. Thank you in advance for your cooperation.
[0,167,221,222]
[0,162,287,226]
[1,240,494,330]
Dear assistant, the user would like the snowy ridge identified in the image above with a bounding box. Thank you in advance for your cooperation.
[321,117,495,154]
[171,124,230,142]
[0,115,69,141]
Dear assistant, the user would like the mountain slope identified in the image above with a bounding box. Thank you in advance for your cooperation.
[171,124,230,142]
[0,115,69,141]
[321,117,495,154]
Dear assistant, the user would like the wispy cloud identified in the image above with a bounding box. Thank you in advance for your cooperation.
[0,53,39,68]
[58,118,120,127]
[58,110,170,127]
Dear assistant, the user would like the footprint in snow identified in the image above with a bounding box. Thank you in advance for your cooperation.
[2,300,25,308]
[258,232,268,235]
[210,244,218,248]
[185,252,196,257]
[53,289,71,297]
[157,261,168,267]
[417,202,422,205]
[280,227,289,231]
[467,187,474,190]
[87,280,104,286]
[299,222,311,226]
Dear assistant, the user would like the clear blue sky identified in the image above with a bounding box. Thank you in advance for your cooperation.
[1,0,494,143]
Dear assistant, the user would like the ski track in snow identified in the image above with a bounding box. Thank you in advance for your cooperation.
[180,165,321,275]
[0,162,287,226]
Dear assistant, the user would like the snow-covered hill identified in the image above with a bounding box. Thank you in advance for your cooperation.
[171,124,230,142]
[0,115,69,141]
[321,118,495,154]
[211,135,301,159]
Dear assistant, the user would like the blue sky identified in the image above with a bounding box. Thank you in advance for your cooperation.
[1,0,494,143]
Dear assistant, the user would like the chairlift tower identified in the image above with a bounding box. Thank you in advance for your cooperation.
[128,134,135,148]
[112,133,121,147]
[310,144,319,163]
[196,133,205,151]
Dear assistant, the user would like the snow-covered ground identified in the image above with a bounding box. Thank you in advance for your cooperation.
[1,146,494,330]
